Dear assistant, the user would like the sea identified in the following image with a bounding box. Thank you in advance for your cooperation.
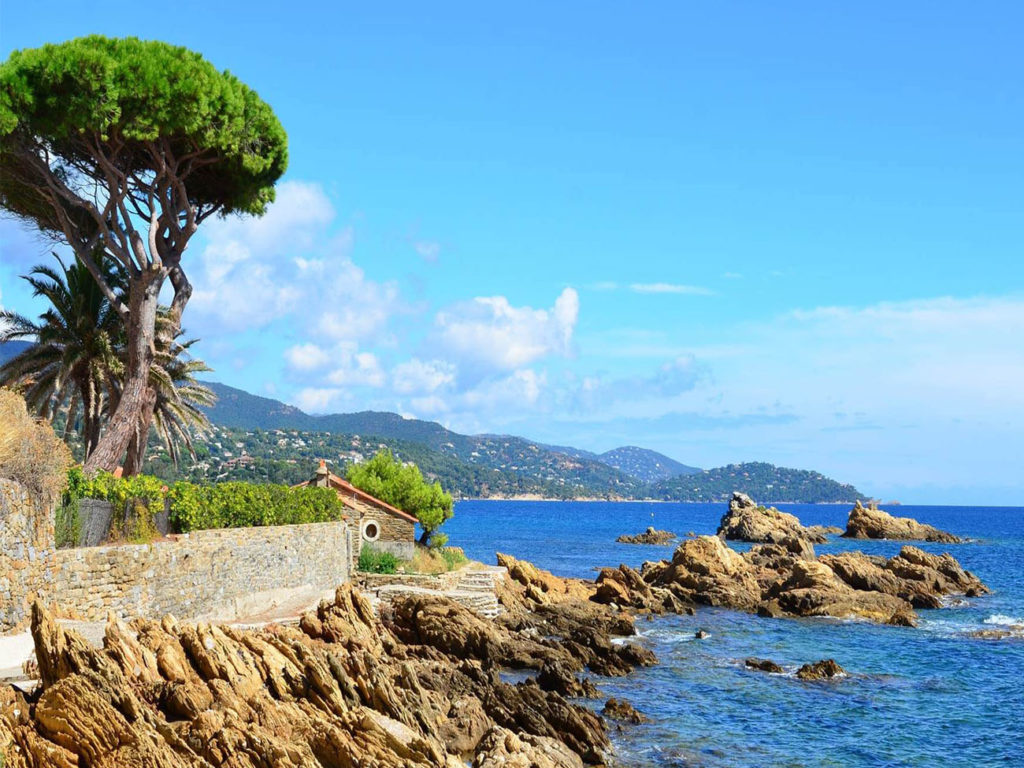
[444,501,1024,768]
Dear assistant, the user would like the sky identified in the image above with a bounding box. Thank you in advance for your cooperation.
[1,2,1023,504]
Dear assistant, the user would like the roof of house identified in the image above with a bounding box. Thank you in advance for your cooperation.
[295,461,419,525]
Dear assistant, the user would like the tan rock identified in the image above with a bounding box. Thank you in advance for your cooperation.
[843,501,961,543]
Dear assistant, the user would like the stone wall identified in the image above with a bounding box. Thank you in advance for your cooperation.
[1,477,354,632]
[50,522,353,623]
[1,480,58,632]
[346,496,417,567]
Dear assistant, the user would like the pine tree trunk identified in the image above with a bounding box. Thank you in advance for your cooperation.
[83,276,161,474]
[122,385,157,477]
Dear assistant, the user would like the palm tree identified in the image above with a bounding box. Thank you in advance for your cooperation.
[1,254,217,474]
[0,254,123,458]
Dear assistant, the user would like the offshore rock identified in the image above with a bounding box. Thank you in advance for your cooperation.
[843,500,962,543]
[602,697,650,723]
[717,492,837,544]
[647,535,764,611]
[616,527,676,545]
[796,659,845,680]
[745,657,784,673]
[643,535,988,626]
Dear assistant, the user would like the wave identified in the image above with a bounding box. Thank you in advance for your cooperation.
[982,614,1024,627]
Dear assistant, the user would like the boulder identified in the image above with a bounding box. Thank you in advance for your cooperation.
[472,726,585,768]
[744,657,783,673]
[616,527,676,545]
[843,501,962,543]
[602,697,650,723]
[717,492,832,544]
[796,659,845,680]
[647,535,764,611]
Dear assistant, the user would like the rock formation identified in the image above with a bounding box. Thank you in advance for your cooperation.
[639,535,987,626]
[601,698,649,724]
[745,657,784,673]
[796,659,845,680]
[843,500,962,543]
[616,527,676,545]
[1,570,665,768]
[717,492,840,544]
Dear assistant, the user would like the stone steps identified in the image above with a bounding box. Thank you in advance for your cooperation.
[364,566,507,620]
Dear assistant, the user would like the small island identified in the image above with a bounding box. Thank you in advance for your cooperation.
[616,527,677,545]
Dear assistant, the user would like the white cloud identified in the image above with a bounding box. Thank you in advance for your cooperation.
[294,387,349,413]
[326,351,386,388]
[284,343,332,371]
[392,358,457,394]
[434,287,579,372]
[189,182,399,341]
[630,282,714,296]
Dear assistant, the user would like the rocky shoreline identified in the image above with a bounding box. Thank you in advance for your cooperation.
[0,498,991,767]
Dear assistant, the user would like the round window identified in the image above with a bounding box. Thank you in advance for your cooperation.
[361,519,381,542]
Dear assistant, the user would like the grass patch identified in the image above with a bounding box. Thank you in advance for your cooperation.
[358,545,398,574]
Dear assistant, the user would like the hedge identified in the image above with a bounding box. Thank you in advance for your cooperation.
[168,481,343,532]
[64,469,344,534]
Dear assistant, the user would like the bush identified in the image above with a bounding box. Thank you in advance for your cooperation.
[54,497,81,548]
[439,546,468,571]
[358,545,398,574]
[168,481,343,532]
[0,389,71,504]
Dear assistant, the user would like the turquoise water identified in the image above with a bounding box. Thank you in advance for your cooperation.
[444,502,1024,767]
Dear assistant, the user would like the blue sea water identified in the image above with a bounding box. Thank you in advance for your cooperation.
[444,502,1024,767]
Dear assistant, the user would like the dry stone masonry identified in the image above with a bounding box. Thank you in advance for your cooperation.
[1,477,353,632]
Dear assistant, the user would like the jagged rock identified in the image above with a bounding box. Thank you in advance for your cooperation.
[593,564,691,614]
[497,553,595,602]
[764,559,913,625]
[796,659,845,680]
[640,532,988,627]
[694,629,709,639]
[602,697,649,723]
[718,492,832,544]
[745,657,784,673]
[647,535,764,611]
[537,660,599,698]
[616,527,676,545]
[473,726,585,768]
[843,501,962,543]
[4,584,637,768]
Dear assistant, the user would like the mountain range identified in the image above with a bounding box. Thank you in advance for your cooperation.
[0,341,866,501]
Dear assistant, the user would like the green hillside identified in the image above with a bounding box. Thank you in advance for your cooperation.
[651,462,865,503]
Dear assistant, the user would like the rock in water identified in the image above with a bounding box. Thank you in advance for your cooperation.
[717,491,838,544]
[745,657,784,673]
[616,527,676,545]
[796,659,845,680]
[843,500,962,543]
[602,697,650,723]
[642,533,988,626]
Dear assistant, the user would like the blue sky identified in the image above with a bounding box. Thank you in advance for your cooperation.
[2,2,1022,503]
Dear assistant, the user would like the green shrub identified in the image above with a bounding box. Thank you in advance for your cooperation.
[54,497,81,549]
[358,545,398,574]
[62,469,344,537]
[439,546,468,571]
[168,481,343,532]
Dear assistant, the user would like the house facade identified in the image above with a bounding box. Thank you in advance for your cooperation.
[297,461,418,565]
